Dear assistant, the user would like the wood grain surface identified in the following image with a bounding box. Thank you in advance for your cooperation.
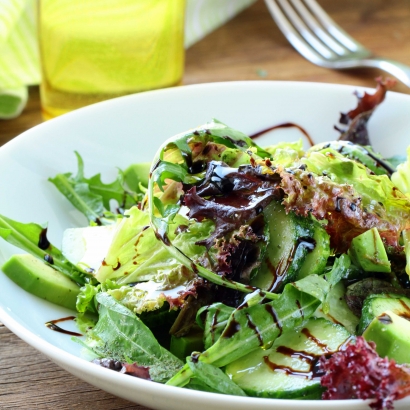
[1,0,410,408]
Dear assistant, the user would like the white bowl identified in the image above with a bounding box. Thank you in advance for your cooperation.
[1,81,409,410]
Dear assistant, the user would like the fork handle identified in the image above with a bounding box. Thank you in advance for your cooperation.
[359,58,410,88]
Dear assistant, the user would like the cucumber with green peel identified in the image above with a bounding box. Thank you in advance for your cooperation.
[250,200,325,292]
[225,317,350,399]
[297,219,330,279]
[358,294,410,335]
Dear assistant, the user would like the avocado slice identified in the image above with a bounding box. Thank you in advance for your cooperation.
[363,310,410,364]
[349,227,391,273]
[2,254,80,310]
[358,294,410,334]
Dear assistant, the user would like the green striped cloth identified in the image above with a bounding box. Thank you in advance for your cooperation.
[0,0,39,118]
[0,0,256,119]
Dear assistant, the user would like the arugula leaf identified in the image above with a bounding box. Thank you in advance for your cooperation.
[167,276,327,387]
[82,293,182,383]
[0,214,87,285]
[49,152,143,225]
[186,358,247,396]
[123,162,150,192]
[325,254,352,287]
[198,290,266,350]
[198,303,234,350]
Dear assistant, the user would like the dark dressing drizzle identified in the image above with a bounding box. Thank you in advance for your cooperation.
[45,316,82,337]
[222,318,241,338]
[210,308,220,345]
[44,254,54,264]
[38,228,50,250]
[264,347,325,379]
[249,122,315,147]
[358,144,395,176]
[398,300,410,321]
[245,312,263,346]
[264,304,283,336]
[301,328,330,353]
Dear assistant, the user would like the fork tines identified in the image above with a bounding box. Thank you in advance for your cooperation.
[265,0,371,65]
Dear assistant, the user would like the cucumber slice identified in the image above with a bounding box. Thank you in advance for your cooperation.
[297,219,330,279]
[225,317,350,399]
[358,294,410,334]
[250,201,315,292]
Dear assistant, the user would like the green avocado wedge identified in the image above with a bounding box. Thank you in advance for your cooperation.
[349,227,391,273]
[2,254,80,310]
[363,310,410,364]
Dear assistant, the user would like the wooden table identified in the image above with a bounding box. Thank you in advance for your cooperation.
[1,0,410,408]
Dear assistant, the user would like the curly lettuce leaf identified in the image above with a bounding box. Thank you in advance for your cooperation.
[96,206,214,285]
[107,269,197,315]
[392,146,410,199]
[301,148,410,250]
[80,292,182,383]
[264,139,304,167]
[308,141,395,176]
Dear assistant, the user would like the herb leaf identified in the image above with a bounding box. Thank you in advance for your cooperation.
[83,293,182,383]
[167,276,327,387]
[49,152,142,225]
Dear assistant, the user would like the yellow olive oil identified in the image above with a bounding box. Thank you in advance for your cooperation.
[39,0,185,119]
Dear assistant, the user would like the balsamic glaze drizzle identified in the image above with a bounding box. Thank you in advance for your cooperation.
[45,316,82,337]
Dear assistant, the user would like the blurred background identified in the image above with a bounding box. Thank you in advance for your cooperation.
[0,0,410,146]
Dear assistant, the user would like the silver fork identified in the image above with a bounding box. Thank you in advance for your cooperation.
[265,0,410,87]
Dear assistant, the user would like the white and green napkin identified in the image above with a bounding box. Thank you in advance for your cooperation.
[0,0,256,120]
[0,0,39,119]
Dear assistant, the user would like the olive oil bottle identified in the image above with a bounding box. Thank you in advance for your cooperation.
[39,0,185,119]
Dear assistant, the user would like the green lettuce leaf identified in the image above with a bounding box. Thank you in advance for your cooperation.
[392,146,410,199]
[81,292,182,383]
[96,206,214,285]
[264,139,304,167]
[303,149,410,217]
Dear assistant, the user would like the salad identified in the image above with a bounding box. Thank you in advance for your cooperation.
[2,79,410,410]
